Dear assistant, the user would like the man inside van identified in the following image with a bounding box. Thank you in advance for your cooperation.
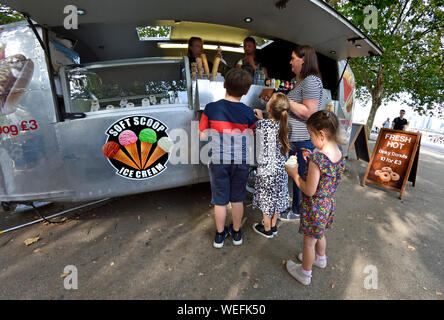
[392,110,408,131]
[199,68,256,249]
[236,37,268,78]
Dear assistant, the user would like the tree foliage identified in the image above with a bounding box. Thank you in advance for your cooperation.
[327,0,443,131]
[0,4,25,25]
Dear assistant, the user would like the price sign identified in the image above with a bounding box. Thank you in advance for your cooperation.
[362,128,421,199]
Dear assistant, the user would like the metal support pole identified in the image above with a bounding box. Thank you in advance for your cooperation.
[0,199,110,234]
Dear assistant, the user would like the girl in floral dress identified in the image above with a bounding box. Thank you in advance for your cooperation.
[252,93,291,238]
[285,110,346,285]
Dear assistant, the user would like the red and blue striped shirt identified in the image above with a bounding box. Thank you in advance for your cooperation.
[199,99,256,163]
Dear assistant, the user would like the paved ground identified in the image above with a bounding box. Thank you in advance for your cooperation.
[0,144,443,300]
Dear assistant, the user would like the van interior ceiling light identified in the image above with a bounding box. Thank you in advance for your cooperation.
[244,17,253,23]
[77,9,86,15]
[355,44,362,48]
[330,50,336,54]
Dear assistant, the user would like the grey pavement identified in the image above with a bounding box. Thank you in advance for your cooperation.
[0,144,443,299]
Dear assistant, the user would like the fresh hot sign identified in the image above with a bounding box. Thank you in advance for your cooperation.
[367,131,418,189]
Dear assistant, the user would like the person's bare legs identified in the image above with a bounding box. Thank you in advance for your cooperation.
[263,214,272,231]
[315,236,326,257]
[271,213,278,228]
[302,235,317,271]
[231,202,243,231]
[214,205,227,233]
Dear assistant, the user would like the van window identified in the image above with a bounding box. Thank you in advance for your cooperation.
[61,59,188,114]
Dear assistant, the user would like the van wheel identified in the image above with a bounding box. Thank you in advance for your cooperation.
[246,166,257,194]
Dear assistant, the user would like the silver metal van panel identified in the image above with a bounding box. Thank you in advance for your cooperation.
[53,107,201,202]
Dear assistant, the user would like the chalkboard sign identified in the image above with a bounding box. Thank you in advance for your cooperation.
[362,128,421,199]
[347,123,370,162]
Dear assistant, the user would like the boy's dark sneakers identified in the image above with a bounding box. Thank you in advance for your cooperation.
[253,223,274,238]
[213,227,229,249]
[229,223,243,246]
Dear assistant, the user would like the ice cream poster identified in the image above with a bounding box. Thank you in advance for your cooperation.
[102,116,173,180]
[342,67,355,116]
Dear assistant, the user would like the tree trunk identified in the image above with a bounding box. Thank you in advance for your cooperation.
[365,66,384,136]
[365,98,382,137]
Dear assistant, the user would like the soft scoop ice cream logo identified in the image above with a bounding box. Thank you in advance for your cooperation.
[102,116,173,180]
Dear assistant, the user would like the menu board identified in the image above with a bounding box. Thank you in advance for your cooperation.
[362,128,421,198]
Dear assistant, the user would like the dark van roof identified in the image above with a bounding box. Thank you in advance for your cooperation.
[4,0,382,60]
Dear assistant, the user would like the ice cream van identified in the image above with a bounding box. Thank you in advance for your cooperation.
[0,0,382,206]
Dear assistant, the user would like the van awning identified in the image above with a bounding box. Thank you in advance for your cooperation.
[4,0,382,60]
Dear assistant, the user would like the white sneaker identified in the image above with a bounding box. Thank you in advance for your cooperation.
[297,253,327,269]
[286,260,311,285]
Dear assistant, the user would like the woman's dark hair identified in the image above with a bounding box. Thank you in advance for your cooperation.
[187,37,202,58]
[306,110,343,144]
[224,68,252,97]
[293,45,321,80]
[268,93,291,156]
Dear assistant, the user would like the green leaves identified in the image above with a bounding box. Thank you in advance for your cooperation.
[0,4,25,25]
[328,0,444,121]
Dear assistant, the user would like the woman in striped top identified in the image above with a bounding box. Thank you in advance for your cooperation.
[279,45,323,221]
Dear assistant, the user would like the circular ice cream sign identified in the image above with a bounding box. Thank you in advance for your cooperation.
[102,116,173,180]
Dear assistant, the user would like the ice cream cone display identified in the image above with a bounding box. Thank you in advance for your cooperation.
[119,130,141,169]
[212,47,222,80]
[102,141,140,170]
[126,102,135,108]
[196,57,203,79]
[106,104,114,110]
[144,136,173,169]
[201,53,210,79]
[139,128,157,169]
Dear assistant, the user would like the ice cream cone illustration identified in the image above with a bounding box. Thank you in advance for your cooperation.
[119,130,141,169]
[102,141,140,170]
[139,128,157,169]
[144,136,173,169]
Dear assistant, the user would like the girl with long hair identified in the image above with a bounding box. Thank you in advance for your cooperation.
[252,93,291,238]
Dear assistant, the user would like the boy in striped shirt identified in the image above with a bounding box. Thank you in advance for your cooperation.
[199,68,256,248]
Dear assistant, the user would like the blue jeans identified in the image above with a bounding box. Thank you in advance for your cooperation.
[289,140,315,214]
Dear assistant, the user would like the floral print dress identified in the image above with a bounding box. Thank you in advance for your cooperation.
[253,119,290,217]
[299,151,345,239]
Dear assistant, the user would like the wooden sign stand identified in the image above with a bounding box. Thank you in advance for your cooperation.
[362,129,421,199]
[347,123,370,162]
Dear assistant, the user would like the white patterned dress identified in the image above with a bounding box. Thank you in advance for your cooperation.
[253,119,290,217]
